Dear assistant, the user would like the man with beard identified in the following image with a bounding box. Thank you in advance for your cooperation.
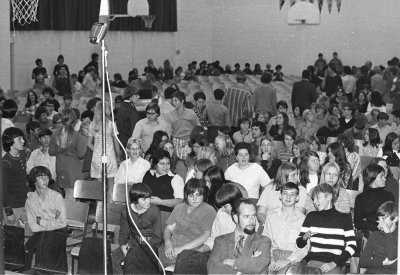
[207,199,271,274]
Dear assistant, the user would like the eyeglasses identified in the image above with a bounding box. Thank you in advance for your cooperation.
[147,112,156,115]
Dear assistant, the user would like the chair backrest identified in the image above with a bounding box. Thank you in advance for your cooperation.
[112,183,134,203]
[95,203,125,226]
[74,180,103,201]
[4,225,25,270]
[34,229,68,274]
[65,199,90,226]
[77,238,112,275]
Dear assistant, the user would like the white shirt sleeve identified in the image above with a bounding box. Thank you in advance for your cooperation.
[171,174,184,199]
[258,164,271,187]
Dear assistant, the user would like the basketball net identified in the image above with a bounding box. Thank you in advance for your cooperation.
[139,15,155,29]
[10,0,39,26]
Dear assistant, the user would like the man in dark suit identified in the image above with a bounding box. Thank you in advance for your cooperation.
[207,199,271,274]
[116,86,139,149]
[291,70,318,111]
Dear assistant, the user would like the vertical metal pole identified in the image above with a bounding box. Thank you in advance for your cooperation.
[101,39,108,275]
[0,113,5,275]
[10,40,15,92]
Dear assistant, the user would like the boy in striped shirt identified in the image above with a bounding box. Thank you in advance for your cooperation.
[296,183,356,274]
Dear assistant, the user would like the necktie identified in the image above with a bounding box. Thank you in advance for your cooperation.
[234,235,245,258]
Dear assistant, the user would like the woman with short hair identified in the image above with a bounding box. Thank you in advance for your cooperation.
[114,138,150,184]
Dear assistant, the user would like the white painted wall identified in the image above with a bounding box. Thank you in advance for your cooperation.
[8,0,400,91]
[0,0,10,91]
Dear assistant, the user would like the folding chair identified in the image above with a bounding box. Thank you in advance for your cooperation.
[77,238,112,275]
[72,203,124,273]
[92,203,125,242]
[73,180,103,201]
[4,225,25,271]
[112,182,134,204]
[33,229,68,274]
[65,199,90,247]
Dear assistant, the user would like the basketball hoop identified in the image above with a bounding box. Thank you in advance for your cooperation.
[10,0,39,26]
[140,15,155,30]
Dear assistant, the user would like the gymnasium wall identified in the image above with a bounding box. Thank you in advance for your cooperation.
[9,0,400,91]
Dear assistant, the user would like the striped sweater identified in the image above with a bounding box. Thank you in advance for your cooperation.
[296,207,356,267]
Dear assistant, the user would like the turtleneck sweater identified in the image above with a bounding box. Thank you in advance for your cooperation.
[354,187,395,236]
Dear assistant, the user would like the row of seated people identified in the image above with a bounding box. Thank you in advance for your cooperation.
[5,154,397,274]
[2,115,398,274]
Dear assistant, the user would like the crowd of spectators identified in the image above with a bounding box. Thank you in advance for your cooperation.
[1,52,399,274]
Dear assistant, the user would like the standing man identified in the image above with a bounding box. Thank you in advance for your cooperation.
[165,91,200,159]
[314,53,327,77]
[223,71,254,132]
[206,89,231,128]
[321,63,343,99]
[296,183,356,274]
[32,58,48,80]
[146,59,158,77]
[207,198,271,274]
[131,102,171,152]
[253,72,277,116]
[116,86,140,149]
[52,65,71,96]
[291,70,318,111]
[263,182,308,274]
[329,52,344,75]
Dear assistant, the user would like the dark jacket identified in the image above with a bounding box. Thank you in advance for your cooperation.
[291,79,318,110]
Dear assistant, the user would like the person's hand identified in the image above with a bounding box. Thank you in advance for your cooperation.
[165,242,175,259]
[302,230,316,241]
[269,259,290,271]
[320,262,336,273]
[262,152,271,161]
[222,259,235,267]
[150,196,162,205]
[173,246,184,257]
[383,257,397,265]
[378,220,391,233]
[6,214,17,225]
[120,244,129,256]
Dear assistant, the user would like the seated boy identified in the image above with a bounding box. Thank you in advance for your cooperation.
[263,182,308,274]
[40,88,60,112]
[25,120,41,152]
[232,117,253,144]
[360,201,398,274]
[112,183,162,274]
[34,106,52,131]
[45,99,58,120]
[24,166,67,271]
[59,94,73,113]
[296,183,356,274]
[26,129,56,179]
[268,100,295,127]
